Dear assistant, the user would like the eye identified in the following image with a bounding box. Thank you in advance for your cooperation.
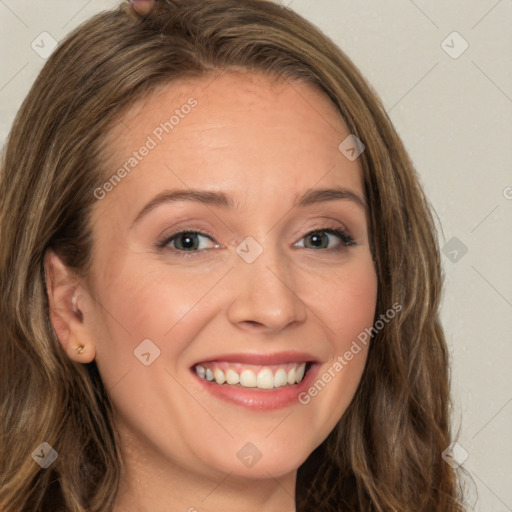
[295,228,356,251]
[156,225,356,258]
[157,230,219,254]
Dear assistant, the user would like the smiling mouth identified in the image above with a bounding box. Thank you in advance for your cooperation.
[193,361,312,390]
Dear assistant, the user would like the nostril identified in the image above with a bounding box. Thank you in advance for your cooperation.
[242,320,264,328]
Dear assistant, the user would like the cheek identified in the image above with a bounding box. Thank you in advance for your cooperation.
[298,256,377,438]
[91,249,214,336]
[87,249,243,400]
[86,251,212,392]
[309,254,378,340]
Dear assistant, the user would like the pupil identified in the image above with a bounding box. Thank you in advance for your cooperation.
[179,233,197,250]
[309,232,326,248]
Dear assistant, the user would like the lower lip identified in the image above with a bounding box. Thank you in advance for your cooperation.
[192,364,320,410]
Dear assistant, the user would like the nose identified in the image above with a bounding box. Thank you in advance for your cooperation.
[226,241,307,332]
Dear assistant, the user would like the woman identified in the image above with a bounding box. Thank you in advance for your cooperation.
[0,0,465,510]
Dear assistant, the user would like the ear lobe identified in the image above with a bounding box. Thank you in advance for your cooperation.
[44,250,96,363]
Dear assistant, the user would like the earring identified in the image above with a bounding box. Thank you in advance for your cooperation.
[75,344,85,354]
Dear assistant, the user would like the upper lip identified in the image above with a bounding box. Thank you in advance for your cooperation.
[192,351,319,367]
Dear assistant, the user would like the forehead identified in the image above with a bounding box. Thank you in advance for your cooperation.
[97,69,364,213]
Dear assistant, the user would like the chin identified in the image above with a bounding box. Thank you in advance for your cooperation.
[201,440,315,481]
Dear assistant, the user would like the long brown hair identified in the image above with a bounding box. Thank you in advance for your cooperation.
[0,1,465,510]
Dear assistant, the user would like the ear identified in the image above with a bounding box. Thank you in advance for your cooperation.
[44,250,96,363]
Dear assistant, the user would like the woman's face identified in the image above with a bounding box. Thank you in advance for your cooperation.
[83,70,377,482]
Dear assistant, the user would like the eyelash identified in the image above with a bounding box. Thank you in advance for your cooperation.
[156,224,356,258]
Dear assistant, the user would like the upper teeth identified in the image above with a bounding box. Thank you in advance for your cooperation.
[195,362,307,389]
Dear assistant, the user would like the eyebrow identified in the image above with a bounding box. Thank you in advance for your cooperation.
[130,186,367,228]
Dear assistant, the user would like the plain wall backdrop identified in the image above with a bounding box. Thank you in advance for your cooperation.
[1,1,511,510]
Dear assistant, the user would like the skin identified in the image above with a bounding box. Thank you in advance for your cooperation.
[129,0,158,17]
[128,0,276,17]
[45,70,378,512]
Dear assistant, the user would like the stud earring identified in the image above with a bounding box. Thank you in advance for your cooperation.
[75,344,85,354]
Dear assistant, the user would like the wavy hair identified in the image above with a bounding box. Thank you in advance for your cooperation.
[0,1,465,510]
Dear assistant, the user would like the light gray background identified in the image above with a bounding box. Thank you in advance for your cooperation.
[1,1,511,510]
